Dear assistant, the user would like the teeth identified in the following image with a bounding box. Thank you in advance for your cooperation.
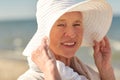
[63,42,75,46]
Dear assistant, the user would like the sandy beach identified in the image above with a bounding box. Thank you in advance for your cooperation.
[0,50,120,80]
[0,50,28,80]
[0,59,28,80]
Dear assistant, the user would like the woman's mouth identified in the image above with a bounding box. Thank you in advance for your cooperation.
[61,42,76,47]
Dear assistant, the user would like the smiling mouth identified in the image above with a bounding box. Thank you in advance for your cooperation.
[61,42,76,47]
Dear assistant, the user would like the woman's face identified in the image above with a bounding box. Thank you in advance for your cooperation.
[49,11,83,58]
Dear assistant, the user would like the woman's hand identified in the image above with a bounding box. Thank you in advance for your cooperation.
[31,37,61,80]
[93,36,115,80]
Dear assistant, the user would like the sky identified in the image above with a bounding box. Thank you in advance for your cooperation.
[0,0,120,21]
[0,0,37,20]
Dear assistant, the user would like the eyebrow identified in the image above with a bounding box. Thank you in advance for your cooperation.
[57,19,66,22]
[74,20,82,23]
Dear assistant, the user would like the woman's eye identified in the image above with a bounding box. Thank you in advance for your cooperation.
[73,24,80,27]
[57,24,65,27]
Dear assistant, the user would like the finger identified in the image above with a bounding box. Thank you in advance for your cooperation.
[48,49,56,60]
[31,50,37,61]
[31,50,41,64]
[99,38,105,51]
[93,40,100,53]
[104,36,111,48]
[43,37,54,60]
[41,45,50,60]
[42,36,56,60]
[40,36,48,47]
[43,36,56,60]
[101,47,111,53]
[44,36,49,46]
[41,37,51,60]
[100,38,105,47]
[93,40,102,64]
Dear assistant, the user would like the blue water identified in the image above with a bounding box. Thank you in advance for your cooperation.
[108,15,120,41]
[0,19,37,50]
[0,15,120,50]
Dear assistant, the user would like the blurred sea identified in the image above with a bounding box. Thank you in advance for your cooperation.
[0,19,37,50]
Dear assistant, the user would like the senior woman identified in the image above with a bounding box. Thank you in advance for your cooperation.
[18,0,115,80]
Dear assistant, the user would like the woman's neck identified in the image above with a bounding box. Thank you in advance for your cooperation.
[49,48,72,66]
[54,54,71,66]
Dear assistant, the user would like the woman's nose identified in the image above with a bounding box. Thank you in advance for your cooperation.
[64,27,76,38]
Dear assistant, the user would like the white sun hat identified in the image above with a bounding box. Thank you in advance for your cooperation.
[23,0,113,56]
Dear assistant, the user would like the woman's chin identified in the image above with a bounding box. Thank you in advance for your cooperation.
[62,53,75,58]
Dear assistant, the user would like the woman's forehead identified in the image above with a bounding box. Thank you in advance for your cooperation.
[61,11,82,17]
[56,11,83,23]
